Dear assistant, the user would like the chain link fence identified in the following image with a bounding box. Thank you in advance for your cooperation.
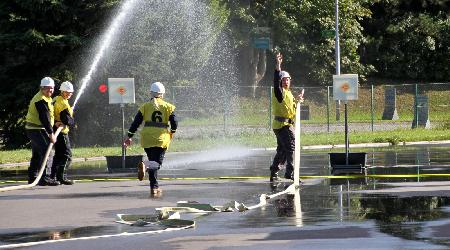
[164,83,450,138]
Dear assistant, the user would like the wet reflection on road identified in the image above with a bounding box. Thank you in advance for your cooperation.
[2,144,450,247]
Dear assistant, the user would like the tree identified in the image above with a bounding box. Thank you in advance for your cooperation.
[225,0,269,95]
[225,0,373,86]
[361,0,450,81]
[0,0,120,149]
[72,0,231,146]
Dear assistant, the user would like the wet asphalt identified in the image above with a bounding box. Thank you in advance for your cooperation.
[1,145,450,249]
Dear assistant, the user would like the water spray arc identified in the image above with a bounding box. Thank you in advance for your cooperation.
[72,0,138,110]
[72,0,238,147]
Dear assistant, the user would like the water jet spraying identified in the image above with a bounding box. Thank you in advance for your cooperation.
[73,0,138,110]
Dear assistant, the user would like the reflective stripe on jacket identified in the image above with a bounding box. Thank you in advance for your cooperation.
[139,98,176,149]
[272,88,296,129]
[53,95,73,134]
[25,91,54,130]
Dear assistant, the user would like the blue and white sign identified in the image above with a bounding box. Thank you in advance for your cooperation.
[253,37,271,49]
[252,27,272,49]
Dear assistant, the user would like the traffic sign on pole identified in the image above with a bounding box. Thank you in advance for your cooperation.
[251,27,272,50]
[321,29,335,38]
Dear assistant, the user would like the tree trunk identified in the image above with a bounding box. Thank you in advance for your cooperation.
[239,45,267,97]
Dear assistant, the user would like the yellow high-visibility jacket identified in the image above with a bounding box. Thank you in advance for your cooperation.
[53,95,74,134]
[25,91,54,131]
[139,99,176,149]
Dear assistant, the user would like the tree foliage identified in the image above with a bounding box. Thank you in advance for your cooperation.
[72,0,231,146]
[224,0,373,86]
[1,0,450,149]
[362,0,450,81]
[0,0,120,148]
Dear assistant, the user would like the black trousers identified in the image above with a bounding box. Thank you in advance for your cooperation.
[270,125,295,178]
[144,147,166,189]
[51,133,72,180]
[26,129,51,181]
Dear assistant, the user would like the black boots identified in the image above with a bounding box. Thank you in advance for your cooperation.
[58,178,74,185]
[51,167,74,185]
[284,172,293,180]
[270,169,279,182]
[38,176,60,186]
[28,175,60,186]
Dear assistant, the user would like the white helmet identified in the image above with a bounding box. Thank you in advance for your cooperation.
[40,77,55,87]
[280,71,291,79]
[60,81,74,92]
[150,82,165,94]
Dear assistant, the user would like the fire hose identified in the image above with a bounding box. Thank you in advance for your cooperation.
[0,126,63,192]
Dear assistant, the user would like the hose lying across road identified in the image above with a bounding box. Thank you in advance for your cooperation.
[0,126,63,192]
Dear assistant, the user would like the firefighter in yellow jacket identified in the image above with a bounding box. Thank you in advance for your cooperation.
[50,81,75,185]
[123,82,178,196]
[270,53,304,182]
[25,77,60,186]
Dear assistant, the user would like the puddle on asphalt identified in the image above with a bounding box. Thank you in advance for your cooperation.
[2,145,450,246]
[2,186,450,247]
[211,183,450,248]
[0,224,177,245]
[2,144,450,182]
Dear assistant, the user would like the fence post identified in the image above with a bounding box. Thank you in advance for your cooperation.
[223,88,228,135]
[371,84,374,132]
[269,86,273,130]
[414,84,418,128]
[327,86,330,132]
[172,86,175,103]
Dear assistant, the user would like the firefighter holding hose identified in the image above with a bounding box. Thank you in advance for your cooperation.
[50,81,75,185]
[25,77,61,186]
[270,53,304,182]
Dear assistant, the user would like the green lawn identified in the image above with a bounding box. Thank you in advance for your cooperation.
[3,85,450,164]
[174,86,450,126]
[1,128,449,164]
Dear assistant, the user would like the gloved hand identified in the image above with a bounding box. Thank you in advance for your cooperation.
[49,133,57,143]
[123,138,132,147]
[297,89,305,103]
[55,121,63,128]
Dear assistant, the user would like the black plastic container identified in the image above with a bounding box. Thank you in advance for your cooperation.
[105,155,143,173]
[329,152,367,175]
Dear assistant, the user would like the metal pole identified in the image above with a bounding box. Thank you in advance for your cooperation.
[338,185,343,221]
[414,84,419,128]
[416,152,420,182]
[223,92,227,135]
[327,86,330,132]
[345,102,349,165]
[334,0,341,121]
[121,103,126,169]
[346,180,350,216]
[172,86,175,103]
[335,0,340,75]
[294,96,302,187]
[336,0,349,165]
[371,85,374,132]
